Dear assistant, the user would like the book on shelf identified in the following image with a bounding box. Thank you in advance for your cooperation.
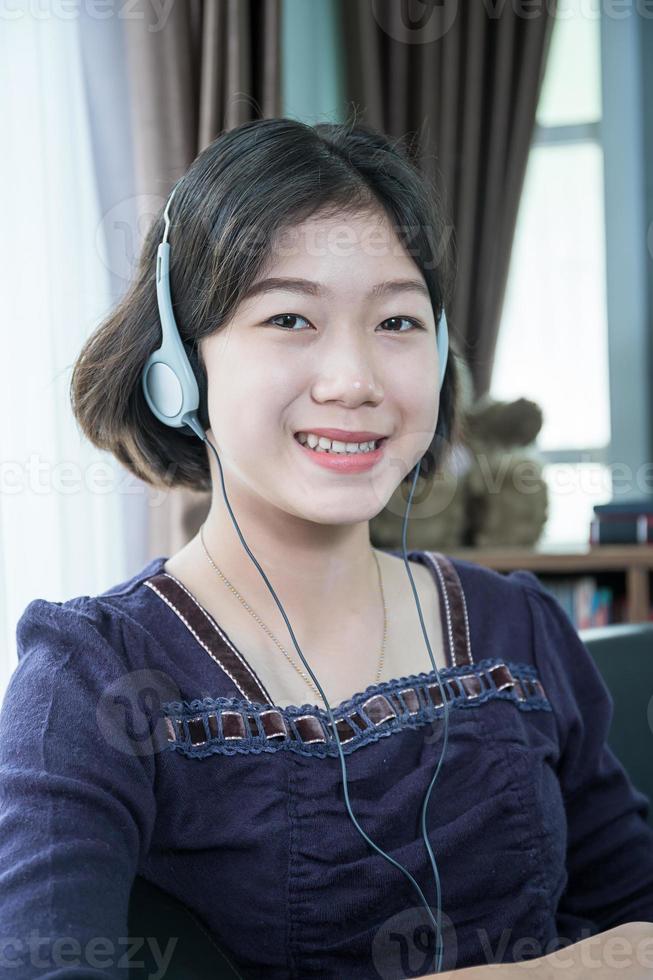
[589,515,653,545]
[538,575,615,629]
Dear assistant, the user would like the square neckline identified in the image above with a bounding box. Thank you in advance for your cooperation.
[143,549,470,715]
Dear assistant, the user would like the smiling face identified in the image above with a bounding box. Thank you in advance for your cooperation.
[200,206,441,528]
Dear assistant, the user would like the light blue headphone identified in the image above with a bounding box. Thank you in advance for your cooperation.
[142,177,452,974]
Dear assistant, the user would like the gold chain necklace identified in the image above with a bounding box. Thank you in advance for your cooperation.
[198,522,387,700]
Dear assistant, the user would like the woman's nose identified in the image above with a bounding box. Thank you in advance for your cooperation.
[310,371,384,406]
[308,331,384,404]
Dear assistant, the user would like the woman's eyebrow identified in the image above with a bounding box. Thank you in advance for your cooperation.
[241,277,430,301]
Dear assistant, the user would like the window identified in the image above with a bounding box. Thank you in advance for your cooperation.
[490,0,611,548]
[0,14,139,699]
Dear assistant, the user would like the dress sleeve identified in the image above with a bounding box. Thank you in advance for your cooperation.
[0,598,158,979]
[510,570,653,933]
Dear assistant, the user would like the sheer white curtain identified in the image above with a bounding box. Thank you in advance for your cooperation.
[0,7,149,696]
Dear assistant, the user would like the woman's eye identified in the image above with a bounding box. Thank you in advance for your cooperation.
[379,316,423,332]
[264,314,424,332]
[265,314,310,331]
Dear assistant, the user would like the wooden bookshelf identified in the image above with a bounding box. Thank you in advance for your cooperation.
[446,544,653,624]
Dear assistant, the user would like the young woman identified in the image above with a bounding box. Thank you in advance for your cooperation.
[1,117,652,980]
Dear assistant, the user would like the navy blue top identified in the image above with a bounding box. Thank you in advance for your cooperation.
[1,549,653,979]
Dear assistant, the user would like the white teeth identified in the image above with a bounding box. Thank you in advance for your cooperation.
[296,432,381,454]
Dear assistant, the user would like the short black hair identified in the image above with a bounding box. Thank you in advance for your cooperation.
[70,114,461,493]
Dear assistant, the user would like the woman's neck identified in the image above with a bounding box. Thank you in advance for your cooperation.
[179,508,382,649]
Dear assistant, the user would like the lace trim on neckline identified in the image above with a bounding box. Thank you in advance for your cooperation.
[162,656,551,759]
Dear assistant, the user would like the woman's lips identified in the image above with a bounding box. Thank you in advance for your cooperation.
[293,435,388,473]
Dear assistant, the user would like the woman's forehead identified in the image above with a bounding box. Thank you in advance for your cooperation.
[256,223,426,291]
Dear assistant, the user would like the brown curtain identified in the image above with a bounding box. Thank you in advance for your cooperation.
[339,0,557,400]
[122,0,282,559]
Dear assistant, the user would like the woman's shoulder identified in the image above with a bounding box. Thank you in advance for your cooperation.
[14,555,169,674]
[438,551,610,715]
[7,557,180,766]
[441,550,582,647]
[418,549,548,657]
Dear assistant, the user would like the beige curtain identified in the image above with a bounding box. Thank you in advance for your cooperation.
[339,0,557,400]
[122,0,282,559]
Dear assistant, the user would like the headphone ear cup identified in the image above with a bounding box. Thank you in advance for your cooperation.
[185,343,210,432]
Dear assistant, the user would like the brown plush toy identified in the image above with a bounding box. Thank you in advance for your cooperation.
[370,357,548,551]
[462,392,549,548]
